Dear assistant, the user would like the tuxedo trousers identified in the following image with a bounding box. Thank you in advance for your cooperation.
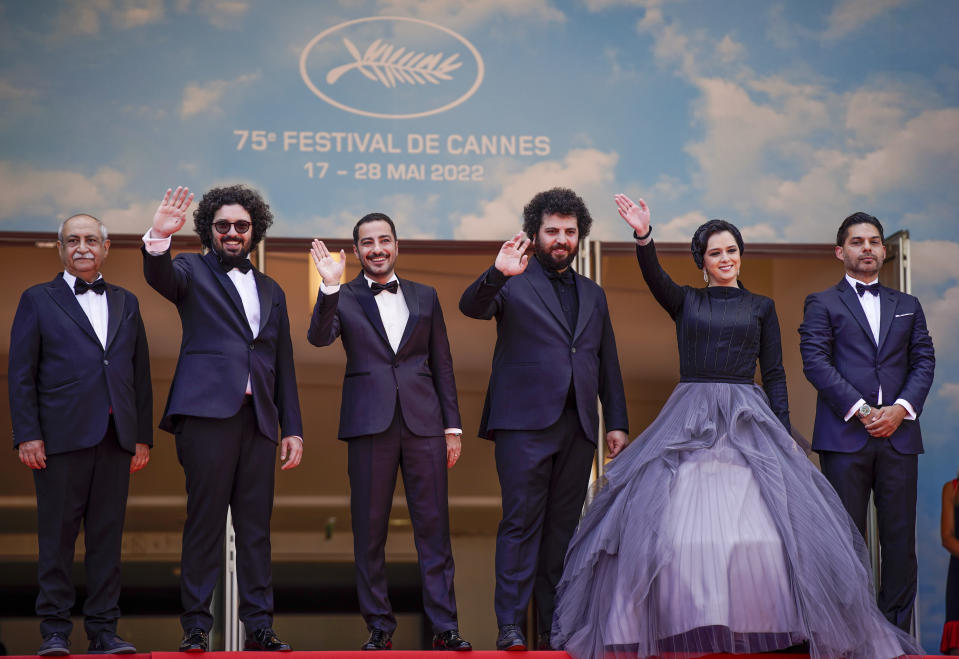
[820,438,919,632]
[347,405,458,634]
[174,400,276,633]
[34,418,131,639]
[492,407,595,632]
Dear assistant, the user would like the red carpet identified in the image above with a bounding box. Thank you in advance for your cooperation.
[1,652,942,658]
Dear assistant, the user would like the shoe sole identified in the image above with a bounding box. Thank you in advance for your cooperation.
[38,651,69,657]
[180,648,206,653]
[496,643,527,651]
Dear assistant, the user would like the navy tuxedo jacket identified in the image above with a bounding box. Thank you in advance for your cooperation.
[142,248,302,442]
[799,278,935,454]
[308,273,461,439]
[459,257,628,442]
[9,274,153,455]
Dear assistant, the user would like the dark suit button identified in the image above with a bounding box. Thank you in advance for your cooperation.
[571,347,577,354]
[249,344,254,351]
[103,359,109,365]
[393,363,398,368]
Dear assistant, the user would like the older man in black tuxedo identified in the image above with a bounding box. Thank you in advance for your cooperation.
[10,214,152,655]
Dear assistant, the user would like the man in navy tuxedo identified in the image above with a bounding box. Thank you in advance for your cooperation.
[459,188,629,650]
[143,186,302,652]
[799,212,935,632]
[10,214,152,655]
[307,214,471,651]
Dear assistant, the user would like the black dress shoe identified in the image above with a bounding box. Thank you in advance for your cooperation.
[244,627,293,651]
[432,629,472,650]
[38,632,70,656]
[361,628,393,650]
[88,631,136,654]
[537,632,555,651]
[496,624,527,651]
[179,628,209,652]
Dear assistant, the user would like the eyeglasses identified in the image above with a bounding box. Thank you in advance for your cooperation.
[213,220,252,234]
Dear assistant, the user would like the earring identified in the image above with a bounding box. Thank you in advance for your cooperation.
[703,269,709,286]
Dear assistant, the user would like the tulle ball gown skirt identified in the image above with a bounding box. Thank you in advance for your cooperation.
[552,382,920,659]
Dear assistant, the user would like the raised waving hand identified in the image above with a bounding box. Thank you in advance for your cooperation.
[614,193,651,238]
[494,231,531,276]
[310,239,346,285]
[152,186,194,239]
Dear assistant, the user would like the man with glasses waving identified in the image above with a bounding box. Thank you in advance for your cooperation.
[142,185,303,652]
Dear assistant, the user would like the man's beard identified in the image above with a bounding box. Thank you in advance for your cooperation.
[535,243,577,271]
[213,242,250,267]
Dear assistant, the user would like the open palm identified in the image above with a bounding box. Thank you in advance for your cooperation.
[152,186,194,238]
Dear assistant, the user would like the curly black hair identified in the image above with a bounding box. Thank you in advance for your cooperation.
[522,187,593,240]
[836,211,884,246]
[690,219,744,269]
[193,184,274,251]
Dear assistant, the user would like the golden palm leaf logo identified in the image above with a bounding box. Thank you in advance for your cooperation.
[326,38,463,87]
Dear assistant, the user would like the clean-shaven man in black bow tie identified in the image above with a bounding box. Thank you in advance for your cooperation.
[800,211,935,632]
[143,186,303,652]
[307,213,471,651]
[9,214,152,655]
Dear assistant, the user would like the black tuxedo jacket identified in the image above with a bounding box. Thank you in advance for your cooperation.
[799,278,935,454]
[142,248,302,442]
[308,273,460,439]
[9,274,153,455]
[459,257,628,442]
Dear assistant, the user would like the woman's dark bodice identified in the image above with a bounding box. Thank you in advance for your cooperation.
[636,240,791,430]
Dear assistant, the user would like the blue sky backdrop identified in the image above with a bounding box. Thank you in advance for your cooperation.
[1,0,958,649]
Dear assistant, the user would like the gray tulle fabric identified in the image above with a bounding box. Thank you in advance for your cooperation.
[552,382,922,659]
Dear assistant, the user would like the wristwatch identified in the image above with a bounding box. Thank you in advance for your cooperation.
[857,403,872,418]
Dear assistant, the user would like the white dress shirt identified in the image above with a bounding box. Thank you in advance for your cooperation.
[843,274,916,421]
[63,271,108,349]
[320,273,461,436]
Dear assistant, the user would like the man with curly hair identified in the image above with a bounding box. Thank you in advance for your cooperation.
[459,187,629,651]
[142,185,303,652]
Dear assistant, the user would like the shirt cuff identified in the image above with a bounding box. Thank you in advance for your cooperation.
[142,229,171,255]
[844,398,865,422]
[894,399,917,420]
[444,428,463,436]
[320,282,341,295]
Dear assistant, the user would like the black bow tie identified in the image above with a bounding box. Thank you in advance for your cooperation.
[74,278,106,295]
[217,255,253,274]
[371,280,399,296]
[545,267,574,285]
[856,282,880,297]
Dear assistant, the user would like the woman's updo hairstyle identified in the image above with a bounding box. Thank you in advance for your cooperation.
[690,219,745,269]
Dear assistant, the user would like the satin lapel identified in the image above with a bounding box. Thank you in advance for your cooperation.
[104,284,125,351]
[202,251,249,333]
[395,278,419,354]
[836,280,877,347]
[351,274,392,351]
[572,273,596,342]
[876,286,898,352]
[526,258,571,334]
[253,269,274,335]
[46,276,100,346]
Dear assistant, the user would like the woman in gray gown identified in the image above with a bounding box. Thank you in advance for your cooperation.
[551,195,921,659]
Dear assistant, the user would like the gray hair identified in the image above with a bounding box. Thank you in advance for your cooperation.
[58,214,108,242]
